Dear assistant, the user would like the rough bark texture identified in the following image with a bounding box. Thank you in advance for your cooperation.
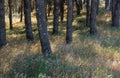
[24,0,34,40]
[90,0,98,35]
[0,0,6,47]
[53,0,60,34]
[66,0,73,43]
[36,0,51,54]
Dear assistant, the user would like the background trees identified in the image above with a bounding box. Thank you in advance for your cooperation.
[0,0,120,52]
[53,0,60,35]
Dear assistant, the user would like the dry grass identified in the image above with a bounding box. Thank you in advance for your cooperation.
[0,4,120,78]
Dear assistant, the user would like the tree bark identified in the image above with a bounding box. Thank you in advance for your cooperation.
[66,0,73,43]
[53,0,60,35]
[0,0,6,47]
[24,0,34,40]
[47,0,52,16]
[86,0,91,27]
[60,0,65,21]
[20,0,23,22]
[96,0,99,15]
[75,0,82,15]
[90,0,98,35]
[8,0,13,30]
[36,0,51,54]
[111,0,120,28]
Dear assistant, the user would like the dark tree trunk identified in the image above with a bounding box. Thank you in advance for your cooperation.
[31,0,36,12]
[111,0,120,28]
[90,0,98,35]
[66,0,73,43]
[20,0,23,22]
[96,0,99,15]
[86,0,91,27]
[8,0,13,30]
[0,0,6,47]
[53,0,60,35]
[60,0,65,21]
[24,0,34,41]
[47,0,52,16]
[36,0,51,54]
[83,0,86,4]
[75,0,82,15]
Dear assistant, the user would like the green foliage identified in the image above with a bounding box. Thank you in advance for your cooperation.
[9,55,49,77]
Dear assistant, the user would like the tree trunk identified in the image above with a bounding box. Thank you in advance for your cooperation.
[47,0,52,16]
[24,0,34,40]
[66,0,73,43]
[96,0,99,15]
[75,0,82,15]
[60,0,65,21]
[36,0,51,54]
[86,0,91,27]
[90,0,98,35]
[53,0,60,35]
[20,0,23,22]
[31,0,36,12]
[111,0,120,28]
[8,0,13,30]
[0,0,6,47]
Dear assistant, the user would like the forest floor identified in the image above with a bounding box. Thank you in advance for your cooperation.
[0,4,120,78]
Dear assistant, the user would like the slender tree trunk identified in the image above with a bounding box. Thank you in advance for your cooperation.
[0,0,6,47]
[20,0,23,22]
[90,0,98,35]
[111,0,120,28]
[24,0,34,40]
[47,0,52,16]
[96,0,99,15]
[66,0,73,43]
[60,0,65,21]
[75,0,82,15]
[53,0,60,35]
[86,0,91,27]
[36,0,51,54]
[8,0,13,30]
[31,0,35,12]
